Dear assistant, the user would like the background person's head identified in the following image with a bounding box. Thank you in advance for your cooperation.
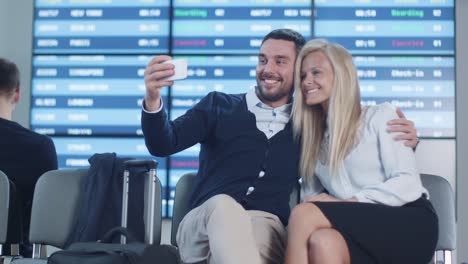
[0,58,21,119]
[292,39,362,182]
[255,29,306,107]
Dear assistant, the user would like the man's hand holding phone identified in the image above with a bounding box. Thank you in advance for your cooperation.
[143,56,188,111]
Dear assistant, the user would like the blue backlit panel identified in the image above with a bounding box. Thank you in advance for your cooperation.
[355,56,454,137]
[31,55,168,136]
[30,0,456,218]
[172,0,312,54]
[314,0,454,55]
[34,0,170,54]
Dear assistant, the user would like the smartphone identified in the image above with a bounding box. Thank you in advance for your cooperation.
[162,58,188,81]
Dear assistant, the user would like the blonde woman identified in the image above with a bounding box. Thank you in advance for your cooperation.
[285,40,438,264]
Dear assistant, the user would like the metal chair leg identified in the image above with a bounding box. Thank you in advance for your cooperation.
[443,250,452,264]
[10,244,19,256]
[32,244,42,259]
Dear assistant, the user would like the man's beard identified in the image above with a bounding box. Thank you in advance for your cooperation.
[255,83,291,104]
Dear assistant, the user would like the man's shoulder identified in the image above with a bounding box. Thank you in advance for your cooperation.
[199,91,246,110]
[206,91,245,101]
[1,122,53,147]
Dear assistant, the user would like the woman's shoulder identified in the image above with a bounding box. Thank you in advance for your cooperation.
[364,103,399,127]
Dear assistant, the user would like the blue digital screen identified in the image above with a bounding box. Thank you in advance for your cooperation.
[31,55,168,136]
[172,0,312,54]
[355,56,455,137]
[34,0,170,54]
[31,0,456,218]
[314,0,454,55]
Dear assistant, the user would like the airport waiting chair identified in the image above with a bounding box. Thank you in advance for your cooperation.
[11,168,88,264]
[170,172,300,246]
[0,170,10,256]
[12,164,164,264]
[1,171,36,258]
[171,172,197,247]
[171,173,455,264]
[420,173,456,264]
[6,179,23,257]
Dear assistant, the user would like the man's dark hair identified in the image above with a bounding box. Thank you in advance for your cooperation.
[0,58,20,96]
[261,28,306,55]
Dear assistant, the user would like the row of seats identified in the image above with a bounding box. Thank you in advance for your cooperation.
[0,166,457,264]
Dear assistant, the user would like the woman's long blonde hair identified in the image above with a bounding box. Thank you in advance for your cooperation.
[292,39,362,184]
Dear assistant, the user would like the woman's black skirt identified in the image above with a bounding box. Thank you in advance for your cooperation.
[312,196,438,264]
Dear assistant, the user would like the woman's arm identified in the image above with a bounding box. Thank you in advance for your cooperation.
[354,103,424,206]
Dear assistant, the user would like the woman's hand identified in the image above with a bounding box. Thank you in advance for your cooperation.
[387,108,419,149]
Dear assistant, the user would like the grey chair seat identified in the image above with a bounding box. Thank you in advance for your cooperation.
[8,258,47,264]
[420,173,456,264]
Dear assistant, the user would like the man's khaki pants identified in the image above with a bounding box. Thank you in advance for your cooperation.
[176,194,287,264]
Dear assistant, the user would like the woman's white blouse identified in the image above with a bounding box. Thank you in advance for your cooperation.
[302,103,428,206]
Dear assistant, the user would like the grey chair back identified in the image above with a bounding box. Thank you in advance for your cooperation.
[289,183,300,209]
[170,172,300,246]
[420,173,456,264]
[171,172,197,246]
[28,169,88,257]
[0,170,10,248]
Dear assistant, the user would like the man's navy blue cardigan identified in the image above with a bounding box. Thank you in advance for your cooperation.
[142,92,300,225]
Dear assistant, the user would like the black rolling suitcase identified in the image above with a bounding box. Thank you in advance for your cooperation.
[48,159,179,264]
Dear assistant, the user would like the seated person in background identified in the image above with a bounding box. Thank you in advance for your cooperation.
[0,58,58,257]
[285,39,438,264]
[141,29,419,264]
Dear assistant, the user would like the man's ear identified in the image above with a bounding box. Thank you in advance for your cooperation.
[12,87,20,104]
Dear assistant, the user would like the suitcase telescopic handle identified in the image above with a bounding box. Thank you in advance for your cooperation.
[121,159,160,245]
[123,159,158,170]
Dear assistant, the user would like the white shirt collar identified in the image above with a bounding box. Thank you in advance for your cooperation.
[245,88,292,114]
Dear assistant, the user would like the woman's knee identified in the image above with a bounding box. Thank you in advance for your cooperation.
[307,229,349,261]
[288,203,322,228]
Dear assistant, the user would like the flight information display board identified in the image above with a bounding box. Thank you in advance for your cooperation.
[314,0,454,55]
[355,56,454,137]
[172,0,312,54]
[31,0,456,218]
[34,0,170,54]
[31,55,168,136]
[52,136,168,217]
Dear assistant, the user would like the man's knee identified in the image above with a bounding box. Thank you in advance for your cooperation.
[205,194,237,206]
[205,194,245,217]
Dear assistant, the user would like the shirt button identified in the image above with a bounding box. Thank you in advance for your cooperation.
[258,171,265,178]
[246,186,255,195]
